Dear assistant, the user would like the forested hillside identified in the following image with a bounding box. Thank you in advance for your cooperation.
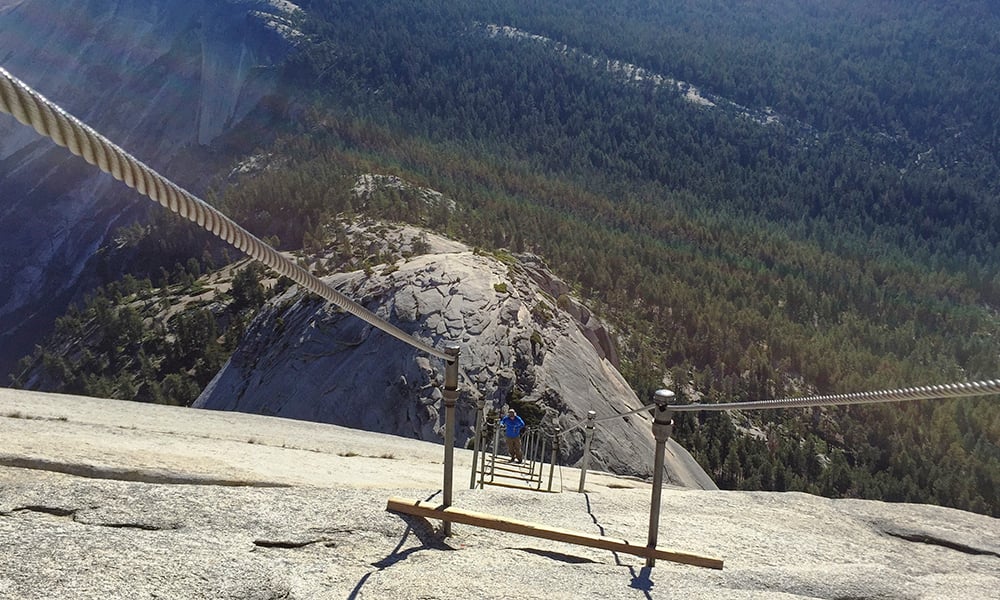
[10,0,1000,515]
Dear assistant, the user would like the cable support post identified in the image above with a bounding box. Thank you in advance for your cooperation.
[547,427,559,492]
[646,389,675,567]
[534,428,541,460]
[578,411,597,493]
[525,429,532,468]
[479,418,493,489]
[490,419,501,484]
[440,343,460,536]
[470,397,485,489]
[536,433,548,490]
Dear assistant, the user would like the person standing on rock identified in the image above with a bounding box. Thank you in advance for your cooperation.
[500,408,526,463]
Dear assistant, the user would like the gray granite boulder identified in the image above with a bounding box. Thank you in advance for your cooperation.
[195,226,713,487]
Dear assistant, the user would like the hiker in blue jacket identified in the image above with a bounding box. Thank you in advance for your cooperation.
[500,408,526,463]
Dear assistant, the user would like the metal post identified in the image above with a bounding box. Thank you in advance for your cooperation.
[646,389,675,566]
[479,417,492,489]
[578,410,597,493]
[478,423,488,489]
[537,434,547,490]
[528,430,540,482]
[524,429,532,462]
[490,421,500,483]
[479,413,492,489]
[470,398,485,489]
[441,343,461,536]
[547,427,560,492]
[527,430,537,466]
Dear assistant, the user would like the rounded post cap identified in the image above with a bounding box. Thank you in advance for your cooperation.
[653,389,675,411]
[654,389,675,401]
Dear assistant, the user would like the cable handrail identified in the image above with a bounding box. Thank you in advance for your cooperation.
[551,379,1000,436]
[0,66,452,363]
[665,378,1000,412]
[558,401,658,436]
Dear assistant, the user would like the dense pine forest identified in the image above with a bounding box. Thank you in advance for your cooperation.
[11,0,1000,515]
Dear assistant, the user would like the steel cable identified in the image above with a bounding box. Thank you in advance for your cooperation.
[0,66,452,362]
[558,401,659,436]
[552,379,1000,434]
[666,379,1000,412]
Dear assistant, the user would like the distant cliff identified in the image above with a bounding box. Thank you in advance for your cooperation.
[0,0,301,375]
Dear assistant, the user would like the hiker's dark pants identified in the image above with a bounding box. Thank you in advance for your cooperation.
[505,436,523,461]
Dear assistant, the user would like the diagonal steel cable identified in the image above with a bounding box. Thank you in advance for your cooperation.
[0,66,452,362]
[553,379,1000,435]
[558,401,659,436]
[666,379,1000,412]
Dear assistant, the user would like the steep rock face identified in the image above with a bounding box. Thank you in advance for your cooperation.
[0,0,300,374]
[195,227,715,488]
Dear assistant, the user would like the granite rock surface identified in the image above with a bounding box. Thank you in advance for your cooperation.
[2,388,997,600]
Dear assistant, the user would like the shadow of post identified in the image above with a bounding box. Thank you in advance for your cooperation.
[348,490,452,600]
[583,493,654,600]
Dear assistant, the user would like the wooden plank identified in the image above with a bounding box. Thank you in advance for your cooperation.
[488,465,530,477]
[488,462,529,474]
[386,496,723,570]
[482,480,551,492]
